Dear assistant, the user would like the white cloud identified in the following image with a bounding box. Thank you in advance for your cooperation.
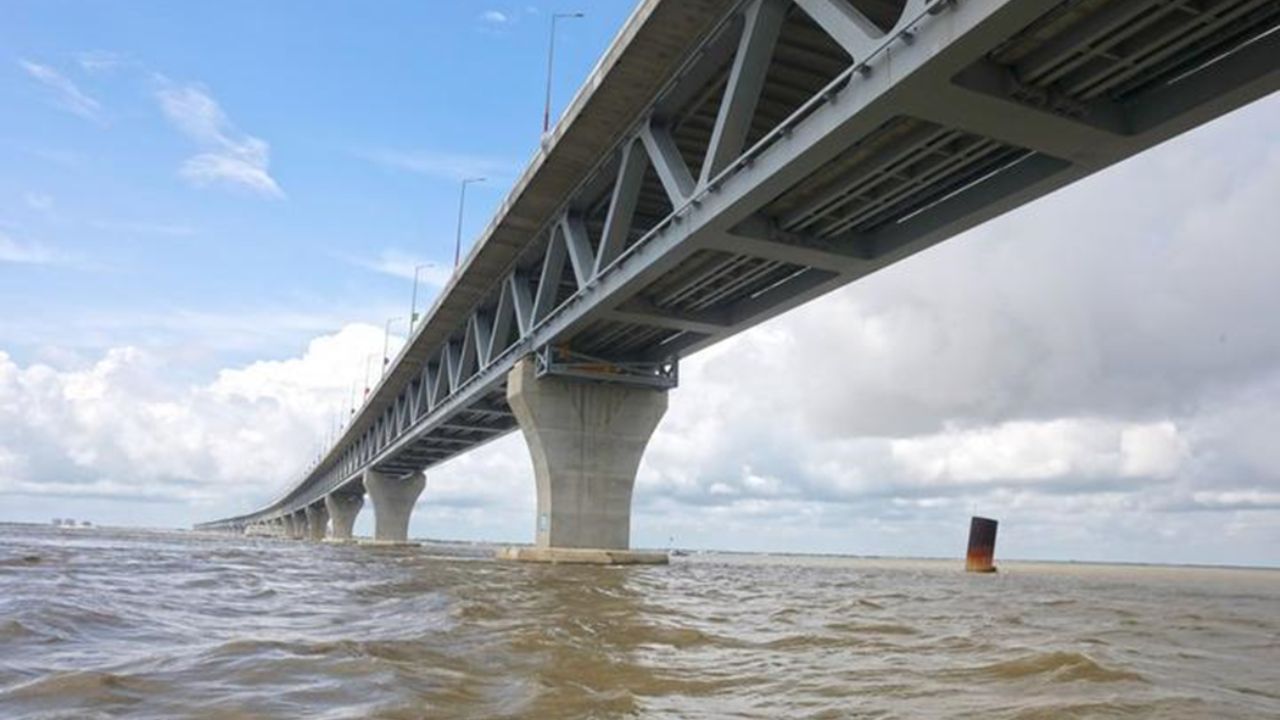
[18,59,102,121]
[0,302,399,368]
[156,83,284,198]
[888,419,1186,486]
[19,146,84,169]
[90,219,197,237]
[23,193,54,213]
[482,10,509,24]
[338,250,455,328]
[0,231,67,265]
[0,325,398,516]
[76,51,128,74]
[343,248,453,284]
[616,92,1280,563]
[357,148,515,183]
[3,67,1280,565]
[179,147,281,197]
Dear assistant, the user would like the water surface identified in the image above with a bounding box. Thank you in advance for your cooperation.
[2,524,1277,718]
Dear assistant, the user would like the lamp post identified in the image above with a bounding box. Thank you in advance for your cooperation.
[382,316,406,375]
[544,12,585,135]
[410,263,433,331]
[363,353,378,399]
[453,177,485,269]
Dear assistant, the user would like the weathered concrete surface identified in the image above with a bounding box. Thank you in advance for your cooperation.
[304,504,329,542]
[506,356,667,552]
[364,469,425,543]
[324,492,364,541]
[245,517,276,535]
[496,546,669,565]
[356,539,422,547]
[285,512,305,540]
[246,522,278,537]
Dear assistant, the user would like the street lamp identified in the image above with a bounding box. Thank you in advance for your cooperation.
[409,263,434,331]
[453,177,485,268]
[363,353,378,399]
[382,316,406,375]
[544,12,585,135]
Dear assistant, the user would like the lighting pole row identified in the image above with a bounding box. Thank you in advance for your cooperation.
[545,12,585,134]
[325,10,585,456]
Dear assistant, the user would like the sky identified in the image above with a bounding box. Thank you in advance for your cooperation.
[3,2,1280,567]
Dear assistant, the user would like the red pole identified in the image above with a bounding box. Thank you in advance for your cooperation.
[965,516,998,573]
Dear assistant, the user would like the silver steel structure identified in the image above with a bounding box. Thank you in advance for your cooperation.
[200,0,1280,532]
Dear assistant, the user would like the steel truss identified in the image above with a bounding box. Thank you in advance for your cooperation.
[200,0,1280,530]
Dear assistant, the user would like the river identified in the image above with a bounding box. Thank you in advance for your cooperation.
[1,524,1277,718]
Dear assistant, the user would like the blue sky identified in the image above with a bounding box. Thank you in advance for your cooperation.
[2,1,632,369]
[4,2,1280,566]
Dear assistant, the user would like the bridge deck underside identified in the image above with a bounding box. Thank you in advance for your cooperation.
[202,0,1280,529]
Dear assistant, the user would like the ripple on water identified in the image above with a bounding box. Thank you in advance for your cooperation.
[0,670,173,712]
[825,620,920,636]
[1,525,1277,719]
[0,619,41,642]
[957,650,1146,684]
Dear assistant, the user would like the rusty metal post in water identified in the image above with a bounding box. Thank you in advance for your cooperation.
[966,516,998,573]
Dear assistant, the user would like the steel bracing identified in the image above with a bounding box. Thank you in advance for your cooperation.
[200,0,1280,532]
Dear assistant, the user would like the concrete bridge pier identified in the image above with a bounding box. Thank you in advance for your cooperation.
[324,492,363,542]
[498,356,669,564]
[287,510,306,540]
[304,503,329,542]
[363,469,424,545]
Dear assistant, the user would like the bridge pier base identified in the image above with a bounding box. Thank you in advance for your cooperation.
[304,503,329,542]
[281,509,298,538]
[324,492,363,542]
[287,510,306,540]
[499,356,669,565]
[361,470,424,545]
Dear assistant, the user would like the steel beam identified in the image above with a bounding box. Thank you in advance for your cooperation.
[201,0,1280,529]
[702,0,789,182]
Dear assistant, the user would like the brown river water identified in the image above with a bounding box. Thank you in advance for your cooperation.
[1,524,1277,719]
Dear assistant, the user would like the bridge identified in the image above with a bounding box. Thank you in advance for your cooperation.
[198,0,1280,562]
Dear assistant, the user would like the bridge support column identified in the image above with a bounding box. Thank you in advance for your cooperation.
[287,510,306,540]
[362,470,424,545]
[304,503,329,542]
[498,355,669,564]
[324,492,363,542]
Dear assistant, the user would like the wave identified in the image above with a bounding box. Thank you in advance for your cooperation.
[963,651,1145,684]
[0,670,168,704]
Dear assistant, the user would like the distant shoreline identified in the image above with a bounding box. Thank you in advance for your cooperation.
[6,521,1278,572]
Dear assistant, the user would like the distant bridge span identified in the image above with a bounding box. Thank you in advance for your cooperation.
[200,0,1280,560]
